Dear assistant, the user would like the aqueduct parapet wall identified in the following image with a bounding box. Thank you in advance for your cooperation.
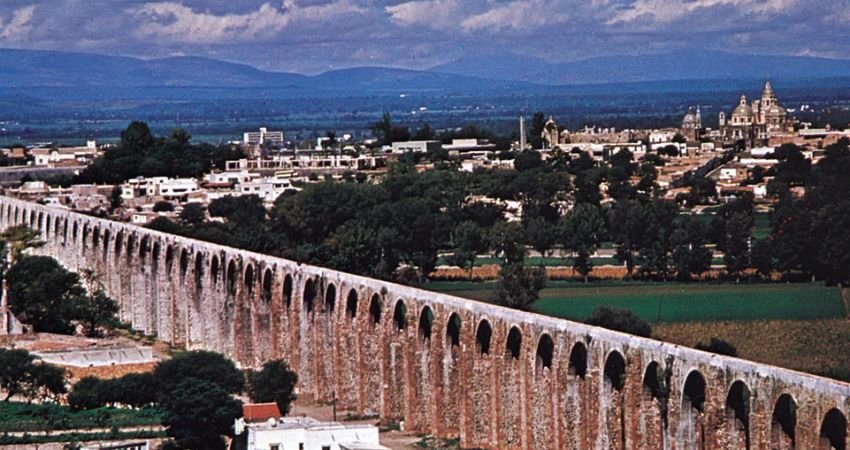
[2,196,849,449]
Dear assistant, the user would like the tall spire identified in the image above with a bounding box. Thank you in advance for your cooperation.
[519,115,526,151]
[763,80,773,96]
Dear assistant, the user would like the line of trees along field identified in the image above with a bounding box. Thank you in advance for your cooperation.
[71,123,850,307]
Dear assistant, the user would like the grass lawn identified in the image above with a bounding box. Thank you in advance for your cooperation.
[428,281,844,323]
[0,401,163,433]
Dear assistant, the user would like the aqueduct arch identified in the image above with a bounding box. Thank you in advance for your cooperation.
[3,196,850,450]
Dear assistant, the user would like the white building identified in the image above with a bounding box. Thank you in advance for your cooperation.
[391,140,441,154]
[234,416,387,450]
[121,177,200,199]
[244,128,285,147]
[236,173,302,203]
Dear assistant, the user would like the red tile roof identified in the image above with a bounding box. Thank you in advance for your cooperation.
[243,403,282,422]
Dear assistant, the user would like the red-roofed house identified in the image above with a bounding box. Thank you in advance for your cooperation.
[243,403,282,423]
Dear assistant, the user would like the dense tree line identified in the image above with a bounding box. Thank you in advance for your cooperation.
[759,139,850,285]
[68,351,297,450]
[75,122,243,184]
[124,113,850,305]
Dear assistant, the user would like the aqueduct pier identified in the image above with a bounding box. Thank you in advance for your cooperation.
[2,196,850,449]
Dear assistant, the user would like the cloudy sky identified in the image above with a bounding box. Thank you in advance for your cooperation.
[1,0,848,74]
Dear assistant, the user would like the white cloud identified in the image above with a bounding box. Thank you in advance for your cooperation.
[385,0,466,30]
[0,5,36,41]
[460,0,571,32]
[609,0,798,26]
[132,0,366,43]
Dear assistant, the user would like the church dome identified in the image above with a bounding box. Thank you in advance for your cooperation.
[733,103,753,117]
[766,104,785,116]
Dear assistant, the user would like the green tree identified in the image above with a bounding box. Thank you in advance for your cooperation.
[68,377,104,410]
[670,216,713,281]
[247,360,298,415]
[109,186,123,211]
[524,216,557,266]
[445,221,487,280]
[560,203,606,282]
[153,201,175,213]
[529,112,546,149]
[160,378,243,450]
[0,349,65,402]
[179,203,206,225]
[412,122,436,141]
[154,351,244,396]
[120,121,154,151]
[6,255,83,334]
[695,338,737,357]
[584,306,651,337]
[488,221,526,265]
[491,262,546,311]
[74,288,119,338]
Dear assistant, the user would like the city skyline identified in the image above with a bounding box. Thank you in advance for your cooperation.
[1,0,849,74]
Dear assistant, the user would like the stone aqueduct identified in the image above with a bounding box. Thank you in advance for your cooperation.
[2,196,850,450]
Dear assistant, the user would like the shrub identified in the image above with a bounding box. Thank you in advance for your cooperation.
[695,337,738,357]
[584,306,652,337]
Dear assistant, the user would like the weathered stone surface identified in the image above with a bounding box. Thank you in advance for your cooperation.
[3,196,850,449]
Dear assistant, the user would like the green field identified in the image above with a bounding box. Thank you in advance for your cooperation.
[0,401,163,433]
[429,281,844,323]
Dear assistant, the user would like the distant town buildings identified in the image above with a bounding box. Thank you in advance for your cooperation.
[719,81,793,145]
[244,127,285,148]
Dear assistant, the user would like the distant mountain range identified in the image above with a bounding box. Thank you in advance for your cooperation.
[3,48,850,91]
[429,50,850,85]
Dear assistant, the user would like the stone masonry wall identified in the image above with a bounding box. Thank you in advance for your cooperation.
[3,196,850,449]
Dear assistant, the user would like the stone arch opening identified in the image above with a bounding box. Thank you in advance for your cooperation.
[418,306,433,341]
[261,268,273,303]
[194,253,204,290]
[179,248,189,280]
[536,333,554,371]
[210,255,220,286]
[681,370,707,449]
[303,279,316,313]
[45,215,52,238]
[770,394,796,447]
[125,234,135,264]
[37,212,43,230]
[92,226,100,249]
[568,342,588,378]
[643,361,663,399]
[475,319,492,355]
[72,221,78,243]
[138,235,150,266]
[152,241,161,264]
[244,264,255,295]
[446,313,461,348]
[324,284,336,314]
[345,289,358,319]
[368,294,381,326]
[226,259,238,296]
[53,216,61,238]
[392,300,407,330]
[113,230,122,256]
[62,219,68,246]
[101,229,110,260]
[29,211,36,228]
[820,409,847,450]
[505,326,522,359]
[604,350,626,391]
[164,245,174,274]
[283,275,293,308]
[725,380,751,447]
[82,224,90,249]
